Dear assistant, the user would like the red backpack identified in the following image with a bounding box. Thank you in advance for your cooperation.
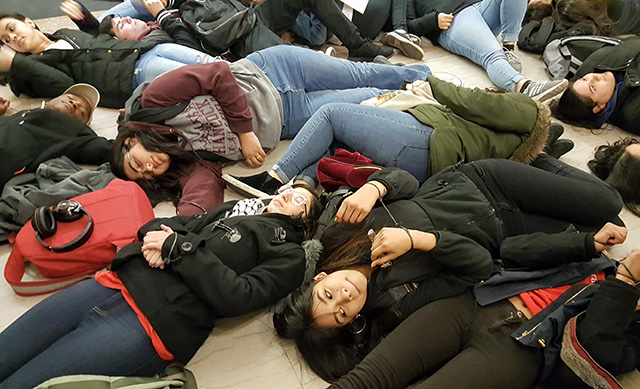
[316,149,382,192]
[4,179,155,296]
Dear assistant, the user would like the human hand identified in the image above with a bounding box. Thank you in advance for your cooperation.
[438,13,453,30]
[239,131,267,167]
[593,222,627,252]
[370,227,412,267]
[335,182,384,223]
[141,224,174,269]
[0,45,16,72]
[142,0,166,17]
[0,97,10,116]
[60,0,84,20]
[617,250,640,285]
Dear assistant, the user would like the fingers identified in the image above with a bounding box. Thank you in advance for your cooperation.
[143,249,164,269]
[438,13,453,30]
[60,0,83,20]
[160,224,174,234]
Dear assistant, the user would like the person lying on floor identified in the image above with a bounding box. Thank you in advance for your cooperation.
[273,157,626,386]
[0,182,322,389]
[552,36,640,136]
[227,76,561,196]
[108,45,429,213]
[91,0,394,60]
[0,83,110,191]
[325,238,638,389]
[0,12,217,108]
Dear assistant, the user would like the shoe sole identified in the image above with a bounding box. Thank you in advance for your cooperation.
[222,174,272,199]
[532,79,568,103]
[382,33,424,60]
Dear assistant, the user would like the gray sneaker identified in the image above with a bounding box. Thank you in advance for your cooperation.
[381,30,424,60]
[520,79,569,103]
[503,47,522,73]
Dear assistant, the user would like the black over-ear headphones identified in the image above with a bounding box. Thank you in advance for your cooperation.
[31,200,94,252]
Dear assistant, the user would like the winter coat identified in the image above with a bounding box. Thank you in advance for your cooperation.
[408,76,550,176]
[0,108,111,190]
[575,36,640,134]
[111,202,306,363]
[8,29,155,108]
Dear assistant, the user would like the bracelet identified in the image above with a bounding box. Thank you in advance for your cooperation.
[164,232,178,264]
[365,182,382,199]
[399,226,414,250]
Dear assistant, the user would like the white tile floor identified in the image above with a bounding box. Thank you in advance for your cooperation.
[1,15,639,389]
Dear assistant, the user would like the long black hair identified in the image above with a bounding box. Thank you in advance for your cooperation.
[552,0,617,36]
[550,80,600,128]
[273,222,401,382]
[109,122,196,206]
[588,137,640,216]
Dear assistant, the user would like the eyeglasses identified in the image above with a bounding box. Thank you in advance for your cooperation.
[277,185,308,207]
[126,151,156,180]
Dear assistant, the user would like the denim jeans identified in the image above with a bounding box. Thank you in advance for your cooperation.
[438,0,527,91]
[98,0,154,22]
[0,279,167,389]
[133,43,218,88]
[273,103,433,185]
[246,46,431,138]
[294,12,331,47]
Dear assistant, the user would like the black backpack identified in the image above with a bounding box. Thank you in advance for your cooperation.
[543,35,622,80]
[518,16,590,54]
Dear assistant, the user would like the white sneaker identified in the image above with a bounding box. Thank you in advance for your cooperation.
[520,79,569,103]
[381,30,424,60]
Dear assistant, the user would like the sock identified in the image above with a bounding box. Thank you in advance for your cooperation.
[503,43,515,51]
[519,80,531,92]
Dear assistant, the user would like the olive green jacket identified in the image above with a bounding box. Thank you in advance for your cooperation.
[409,76,550,175]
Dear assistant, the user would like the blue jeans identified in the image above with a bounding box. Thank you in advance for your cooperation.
[246,46,431,138]
[294,12,331,47]
[273,103,434,185]
[98,0,154,22]
[134,43,218,88]
[438,0,527,91]
[0,279,167,389]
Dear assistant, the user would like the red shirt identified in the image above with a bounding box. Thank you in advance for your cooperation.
[95,270,174,361]
[519,271,606,316]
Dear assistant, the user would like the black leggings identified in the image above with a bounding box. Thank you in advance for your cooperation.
[461,156,624,238]
[330,292,543,389]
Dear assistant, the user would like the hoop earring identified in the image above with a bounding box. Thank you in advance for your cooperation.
[348,314,367,334]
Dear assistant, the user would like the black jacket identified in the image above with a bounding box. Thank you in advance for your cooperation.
[111,202,306,363]
[575,36,640,134]
[0,109,111,190]
[365,167,601,317]
[8,29,155,108]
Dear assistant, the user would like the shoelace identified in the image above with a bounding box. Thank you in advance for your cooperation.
[502,48,520,64]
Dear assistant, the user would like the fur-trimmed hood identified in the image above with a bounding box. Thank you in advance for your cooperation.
[509,101,550,165]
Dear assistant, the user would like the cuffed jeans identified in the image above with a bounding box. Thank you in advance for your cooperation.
[273,103,433,186]
[0,279,167,389]
[134,43,218,88]
[438,0,527,91]
[246,45,431,138]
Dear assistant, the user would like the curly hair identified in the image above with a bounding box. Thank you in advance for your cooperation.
[588,137,640,216]
[552,0,617,36]
[550,80,600,128]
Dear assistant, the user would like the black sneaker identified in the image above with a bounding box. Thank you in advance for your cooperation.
[222,172,282,198]
[349,39,395,61]
[380,30,424,60]
[373,55,405,66]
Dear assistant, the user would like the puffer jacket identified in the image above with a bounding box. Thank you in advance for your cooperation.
[9,29,156,108]
[575,36,640,134]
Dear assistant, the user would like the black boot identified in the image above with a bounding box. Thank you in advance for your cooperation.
[349,39,395,61]
[546,139,575,159]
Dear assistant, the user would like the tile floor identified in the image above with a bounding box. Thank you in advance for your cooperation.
[1,14,639,389]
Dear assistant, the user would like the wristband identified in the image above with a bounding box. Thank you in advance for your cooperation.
[365,182,382,199]
[399,226,414,250]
